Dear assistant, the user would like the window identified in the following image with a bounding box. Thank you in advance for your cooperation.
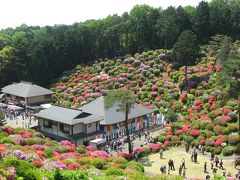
[60,124,69,133]
[43,119,52,128]
[88,123,92,128]
[52,121,57,126]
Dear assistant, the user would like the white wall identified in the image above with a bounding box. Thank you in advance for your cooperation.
[86,122,97,134]
[73,123,84,134]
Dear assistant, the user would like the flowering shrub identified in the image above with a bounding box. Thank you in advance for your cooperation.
[214,139,223,146]
[2,127,14,134]
[190,129,199,137]
[220,116,232,122]
[175,129,183,135]
[228,133,240,145]
[200,116,212,122]
[148,143,161,153]
[119,153,132,160]
[91,150,108,158]
[86,146,96,151]
[31,144,48,151]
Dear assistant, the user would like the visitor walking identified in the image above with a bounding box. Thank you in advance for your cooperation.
[211,152,215,161]
[204,162,207,173]
[179,165,182,176]
[194,152,198,163]
[181,158,185,169]
[219,159,223,169]
[215,156,219,167]
[182,168,186,177]
[159,148,163,159]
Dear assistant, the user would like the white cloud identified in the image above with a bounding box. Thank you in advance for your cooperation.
[0,0,208,29]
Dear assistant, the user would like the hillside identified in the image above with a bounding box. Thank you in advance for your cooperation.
[51,38,240,154]
[0,40,239,179]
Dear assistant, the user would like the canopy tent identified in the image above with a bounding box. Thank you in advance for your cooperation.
[40,103,52,109]
[0,103,7,108]
[7,105,24,111]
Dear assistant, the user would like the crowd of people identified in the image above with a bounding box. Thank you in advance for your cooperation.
[2,107,35,128]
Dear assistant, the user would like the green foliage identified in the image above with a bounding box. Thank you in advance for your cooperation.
[90,158,107,169]
[44,149,54,158]
[0,137,15,144]
[172,30,199,66]
[54,169,88,180]
[125,161,144,173]
[222,146,234,156]
[105,168,124,176]
[76,147,86,154]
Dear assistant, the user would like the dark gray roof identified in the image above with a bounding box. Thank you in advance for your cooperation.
[35,105,103,125]
[1,81,53,98]
[80,96,154,125]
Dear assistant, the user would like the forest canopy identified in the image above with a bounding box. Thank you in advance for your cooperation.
[0,0,239,87]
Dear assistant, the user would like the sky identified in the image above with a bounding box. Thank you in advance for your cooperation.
[0,0,208,30]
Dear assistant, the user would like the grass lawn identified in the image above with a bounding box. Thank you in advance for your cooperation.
[140,148,237,179]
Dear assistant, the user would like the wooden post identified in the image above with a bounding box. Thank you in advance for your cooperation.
[125,103,132,154]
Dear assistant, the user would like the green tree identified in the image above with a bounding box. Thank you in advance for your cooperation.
[172,30,200,90]
[193,1,211,43]
[156,6,179,59]
[0,109,6,128]
[104,90,135,154]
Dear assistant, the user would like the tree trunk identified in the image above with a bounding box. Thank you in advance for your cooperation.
[125,104,132,154]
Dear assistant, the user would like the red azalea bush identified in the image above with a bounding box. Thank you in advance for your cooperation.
[200,116,212,122]
[133,148,144,157]
[86,146,96,151]
[3,127,14,134]
[220,116,232,122]
[182,124,190,133]
[190,129,199,137]
[175,129,183,135]
[119,153,133,160]
[67,163,81,170]
[205,139,215,146]
[148,143,161,153]
[32,160,44,168]
[214,139,223,146]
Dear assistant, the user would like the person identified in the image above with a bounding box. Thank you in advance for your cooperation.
[205,175,210,180]
[204,162,207,173]
[182,168,186,177]
[219,159,223,169]
[163,165,167,174]
[215,156,219,167]
[222,168,226,177]
[213,166,217,174]
[160,165,164,174]
[138,131,141,140]
[211,152,215,161]
[144,129,148,139]
[159,148,163,159]
[134,151,139,161]
[210,160,214,170]
[171,159,175,170]
[194,152,198,163]
[179,165,182,176]
[181,158,185,169]
[202,145,205,155]
[168,159,171,170]
[191,151,194,162]
[185,142,190,153]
